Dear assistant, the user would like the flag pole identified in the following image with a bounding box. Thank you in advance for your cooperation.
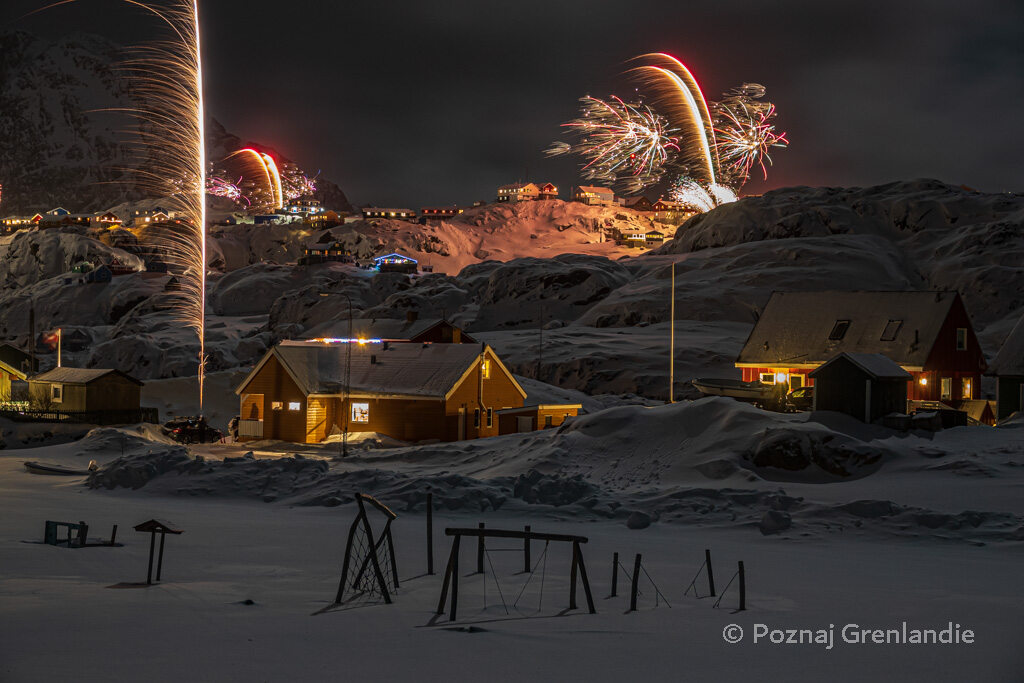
[57,328,62,368]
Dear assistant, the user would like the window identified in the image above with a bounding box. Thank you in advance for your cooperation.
[544,415,553,428]
[828,320,851,341]
[759,372,774,384]
[961,378,973,400]
[351,402,369,423]
[790,375,804,389]
[940,378,952,401]
[271,401,283,411]
[486,408,493,428]
[288,402,301,411]
[956,328,968,351]
[481,359,491,379]
[51,384,63,403]
[474,409,481,428]
[880,319,903,341]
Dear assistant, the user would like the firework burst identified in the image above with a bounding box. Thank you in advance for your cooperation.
[713,94,788,183]
[547,95,680,189]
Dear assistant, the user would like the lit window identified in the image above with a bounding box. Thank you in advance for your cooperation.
[880,319,903,341]
[759,372,774,384]
[51,384,63,403]
[961,378,973,399]
[940,378,952,401]
[828,320,851,341]
[956,328,967,351]
[351,402,370,423]
[271,401,283,410]
[288,402,301,411]
[481,359,491,379]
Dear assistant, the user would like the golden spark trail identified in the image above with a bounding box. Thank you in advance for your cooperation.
[29,0,209,410]
[260,153,283,208]
[636,66,717,185]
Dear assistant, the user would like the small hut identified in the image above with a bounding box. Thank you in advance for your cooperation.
[808,352,910,423]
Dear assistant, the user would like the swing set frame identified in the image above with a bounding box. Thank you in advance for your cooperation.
[435,527,596,621]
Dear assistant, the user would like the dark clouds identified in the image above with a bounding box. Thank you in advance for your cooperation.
[5,0,1023,205]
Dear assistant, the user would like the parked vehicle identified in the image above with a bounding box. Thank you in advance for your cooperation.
[163,416,222,444]
[787,386,814,411]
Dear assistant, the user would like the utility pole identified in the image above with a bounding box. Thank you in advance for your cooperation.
[536,304,544,382]
[669,262,675,403]
[28,302,35,371]
[343,294,353,458]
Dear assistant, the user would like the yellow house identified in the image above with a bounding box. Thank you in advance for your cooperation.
[0,360,28,402]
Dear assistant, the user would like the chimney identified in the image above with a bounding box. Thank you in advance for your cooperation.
[370,354,378,364]
[406,310,418,323]
[382,341,390,351]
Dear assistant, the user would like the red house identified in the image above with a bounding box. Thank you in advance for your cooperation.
[735,291,987,406]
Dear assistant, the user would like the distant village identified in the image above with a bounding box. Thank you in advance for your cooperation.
[0,179,1021,449]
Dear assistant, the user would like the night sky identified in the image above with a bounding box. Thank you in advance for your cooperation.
[5,0,1024,206]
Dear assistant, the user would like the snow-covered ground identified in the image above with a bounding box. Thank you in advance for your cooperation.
[1,401,1022,681]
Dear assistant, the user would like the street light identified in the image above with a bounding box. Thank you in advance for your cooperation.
[320,291,353,457]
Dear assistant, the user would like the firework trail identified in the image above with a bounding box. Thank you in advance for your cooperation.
[631,53,719,184]
[280,163,318,201]
[547,96,679,189]
[226,148,282,211]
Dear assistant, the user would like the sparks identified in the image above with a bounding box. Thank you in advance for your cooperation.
[547,95,680,190]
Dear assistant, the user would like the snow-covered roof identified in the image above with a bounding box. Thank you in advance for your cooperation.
[577,186,614,195]
[808,352,911,380]
[991,313,1024,376]
[241,341,523,400]
[363,207,416,214]
[737,291,963,369]
[31,367,142,385]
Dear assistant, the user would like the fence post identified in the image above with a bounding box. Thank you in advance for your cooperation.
[705,548,715,597]
[426,491,434,575]
[629,553,642,612]
[523,525,531,573]
[476,522,485,574]
[109,524,118,546]
[738,561,746,611]
[610,552,619,597]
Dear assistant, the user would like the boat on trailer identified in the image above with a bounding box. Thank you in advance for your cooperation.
[691,378,774,402]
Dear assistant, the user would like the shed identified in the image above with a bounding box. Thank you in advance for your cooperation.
[808,352,911,423]
[29,367,143,413]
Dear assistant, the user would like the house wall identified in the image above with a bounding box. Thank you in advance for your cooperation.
[84,375,141,411]
[498,406,578,435]
[444,349,525,439]
[236,355,308,443]
[740,367,815,389]
[912,299,986,402]
[996,376,1023,420]
[29,381,87,411]
[328,397,447,442]
[0,370,10,401]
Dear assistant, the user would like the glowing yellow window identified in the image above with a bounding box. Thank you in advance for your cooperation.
[481,359,491,379]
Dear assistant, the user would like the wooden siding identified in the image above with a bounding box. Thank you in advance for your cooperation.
[236,355,308,443]
[28,375,140,413]
[498,406,579,435]
[444,348,525,439]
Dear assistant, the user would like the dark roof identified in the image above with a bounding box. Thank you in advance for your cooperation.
[240,341,524,400]
[808,352,912,380]
[0,344,36,373]
[31,367,143,386]
[134,519,183,534]
[304,318,476,344]
[991,313,1024,376]
[737,291,962,370]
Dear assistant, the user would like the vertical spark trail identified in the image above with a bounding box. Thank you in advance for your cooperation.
[193,0,207,409]
[28,0,209,410]
[116,0,208,411]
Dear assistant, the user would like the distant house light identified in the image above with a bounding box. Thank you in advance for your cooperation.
[288,402,301,411]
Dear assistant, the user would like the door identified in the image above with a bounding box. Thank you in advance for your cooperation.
[516,416,534,433]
